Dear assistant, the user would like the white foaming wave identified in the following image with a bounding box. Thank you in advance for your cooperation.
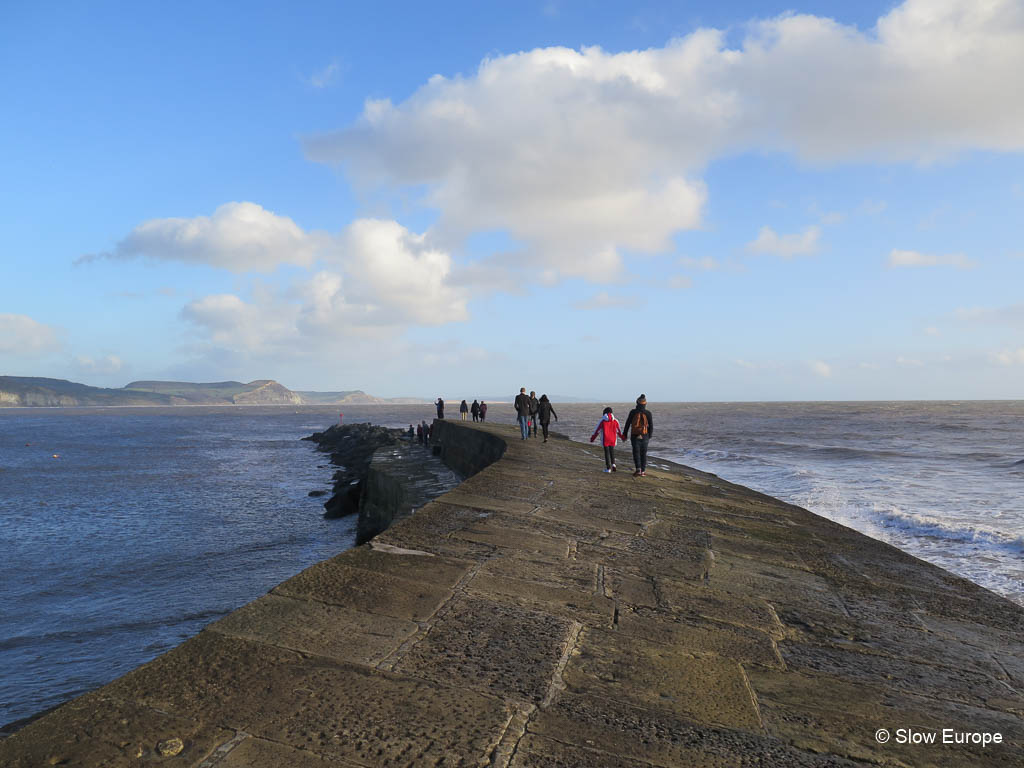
[871,506,1024,553]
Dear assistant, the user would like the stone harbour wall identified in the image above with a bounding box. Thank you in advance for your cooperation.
[1,421,1022,767]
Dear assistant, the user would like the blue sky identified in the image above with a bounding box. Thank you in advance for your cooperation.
[2,0,1022,400]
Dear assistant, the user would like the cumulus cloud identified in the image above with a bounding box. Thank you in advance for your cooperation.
[0,314,63,357]
[79,202,328,272]
[678,256,719,271]
[179,218,469,361]
[747,226,821,258]
[304,0,1024,275]
[888,249,975,268]
[811,360,832,378]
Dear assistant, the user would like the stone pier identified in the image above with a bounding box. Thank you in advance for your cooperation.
[2,421,1022,767]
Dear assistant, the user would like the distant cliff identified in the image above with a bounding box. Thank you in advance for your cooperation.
[0,376,415,407]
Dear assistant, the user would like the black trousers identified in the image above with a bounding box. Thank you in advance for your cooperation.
[631,436,649,471]
[603,445,615,469]
[540,420,550,439]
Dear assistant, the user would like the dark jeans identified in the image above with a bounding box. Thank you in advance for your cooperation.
[540,420,550,439]
[631,436,649,471]
[603,445,615,469]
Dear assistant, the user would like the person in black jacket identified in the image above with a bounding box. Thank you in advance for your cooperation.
[535,394,558,442]
[621,394,654,476]
[513,387,531,440]
[529,391,539,437]
[471,399,480,422]
[435,398,445,419]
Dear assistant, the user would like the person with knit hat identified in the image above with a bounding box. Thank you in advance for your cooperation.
[621,394,654,476]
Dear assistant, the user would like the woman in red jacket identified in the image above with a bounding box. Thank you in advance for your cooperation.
[590,407,623,473]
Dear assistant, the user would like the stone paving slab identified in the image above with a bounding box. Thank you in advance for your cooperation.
[3,420,1022,767]
[562,627,763,730]
[273,561,453,621]
[207,593,418,666]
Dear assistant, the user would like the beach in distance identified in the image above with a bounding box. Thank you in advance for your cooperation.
[1,399,1021,732]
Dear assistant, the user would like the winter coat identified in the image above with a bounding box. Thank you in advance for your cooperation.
[621,405,654,440]
[590,414,621,447]
[536,399,557,424]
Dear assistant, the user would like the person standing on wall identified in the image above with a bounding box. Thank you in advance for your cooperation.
[621,394,654,476]
[536,394,557,442]
[479,400,488,421]
[513,387,531,440]
[471,399,480,422]
[590,406,623,473]
[435,397,445,420]
[460,399,469,420]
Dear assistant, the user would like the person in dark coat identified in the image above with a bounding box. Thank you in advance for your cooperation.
[479,401,488,421]
[536,394,557,442]
[471,400,480,422]
[460,399,469,420]
[435,398,445,419]
[416,423,424,444]
[621,394,654,476]
[529,391,539,437]
[513,387,531,440]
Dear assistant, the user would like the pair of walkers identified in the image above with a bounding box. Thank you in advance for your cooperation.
[513,387,557,441]
[589,395,654,475]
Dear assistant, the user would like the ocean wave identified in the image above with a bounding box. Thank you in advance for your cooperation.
[871,506,1024,553]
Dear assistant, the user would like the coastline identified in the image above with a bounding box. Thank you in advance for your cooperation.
[2,420,1021,765]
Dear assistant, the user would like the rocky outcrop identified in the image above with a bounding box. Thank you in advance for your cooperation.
[231,380,302,405]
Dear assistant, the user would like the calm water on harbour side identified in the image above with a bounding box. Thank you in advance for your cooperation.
[2,400,1022,730]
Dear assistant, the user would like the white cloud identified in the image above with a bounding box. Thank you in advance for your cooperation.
[995,348,1024,365]
[572,291,643,310]
[747,226,821,258]
[924,326,940,336]
[310,60,341,89]
[0,314,63,357]
[80,202,328,273]
[179,219,469,362]
[74,354,124,375]
[811,360,832,378]
[888,249,975,268]
[896,356,924,367]
[304,0,1024,275]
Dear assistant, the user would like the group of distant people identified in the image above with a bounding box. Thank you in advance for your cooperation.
[513,388,558,441]
[411,420,433,445]
[429,390,654,476]
[434,397,489,422]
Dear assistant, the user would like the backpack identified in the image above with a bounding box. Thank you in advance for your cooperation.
[632,410,649,436]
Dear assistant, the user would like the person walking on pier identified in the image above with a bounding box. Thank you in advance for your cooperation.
[460,399,469,421]
[590,407,623,472]
[435,397,445,419]
[514,387,532,440]
[621,394,654,476]
[471,399,480,422]
[479,400,488,421]
[536,394,557,442]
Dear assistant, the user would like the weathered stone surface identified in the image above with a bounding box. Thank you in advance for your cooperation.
[396,595,573,703]
[562,627,763,730]
[3,421,1022,768]
[208,592,418,665]
[273,560,453,621]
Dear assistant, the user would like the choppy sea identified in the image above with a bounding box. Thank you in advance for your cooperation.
[1,401,1021,729]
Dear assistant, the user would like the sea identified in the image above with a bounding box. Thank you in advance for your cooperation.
[1,401,1022,730]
